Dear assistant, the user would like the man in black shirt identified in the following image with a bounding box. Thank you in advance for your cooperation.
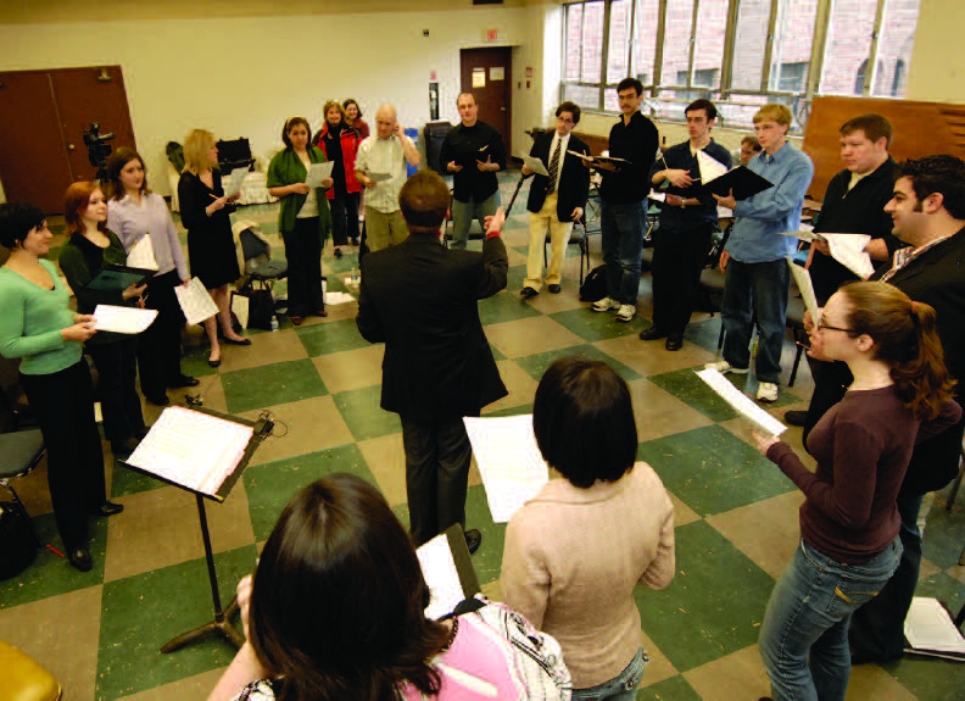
[439,93,507,250]
[589,77,660,323]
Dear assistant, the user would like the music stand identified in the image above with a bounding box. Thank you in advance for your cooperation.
[121,406,266,653]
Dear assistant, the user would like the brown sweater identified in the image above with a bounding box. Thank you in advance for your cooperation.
[500,463,675,688]
[767,385,961,563]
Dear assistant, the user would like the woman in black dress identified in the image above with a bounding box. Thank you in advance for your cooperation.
[178,129,250,367]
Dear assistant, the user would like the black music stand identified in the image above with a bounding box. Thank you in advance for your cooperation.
[121,406,266,653]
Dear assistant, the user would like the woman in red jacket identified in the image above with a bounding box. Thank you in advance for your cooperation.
[315,100,362,258]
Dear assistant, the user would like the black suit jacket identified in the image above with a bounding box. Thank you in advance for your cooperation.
[356,234,509,422]
[526,132,590,222]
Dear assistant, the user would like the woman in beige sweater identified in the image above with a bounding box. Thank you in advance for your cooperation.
[501,356,675,700]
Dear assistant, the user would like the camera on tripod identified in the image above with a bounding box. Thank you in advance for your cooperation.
[82,123,115,181]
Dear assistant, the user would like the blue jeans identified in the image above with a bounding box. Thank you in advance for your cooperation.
[721,257,789,384]
[571,646,647,701]
[760,538,902,701]
[450,191,500,250]
[600,200,646,305]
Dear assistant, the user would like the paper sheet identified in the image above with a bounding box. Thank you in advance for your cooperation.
[464,415,549,523]
[696,149,729,184]
[521,153,549,177]
[126,235,159,271]
[230,293,250,329]
[823,233,875,279]
[174,277,219,325]
[904,597,965,654]
[223,167,250,198]
[417,533,466,621]
[92,305,158,334]
[695,369,788,436]
[568,150,629,164]
[366,172,393,183]
[648,190,667,202]
[324,291,356,305]
[787,258,820,324]
[305,161,335,188]
[126,406,254,496]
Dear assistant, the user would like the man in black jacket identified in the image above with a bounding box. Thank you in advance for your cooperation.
[356,170,508,552]
[520,101,590,298]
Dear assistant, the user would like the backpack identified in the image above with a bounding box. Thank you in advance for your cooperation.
[578,265,607,302]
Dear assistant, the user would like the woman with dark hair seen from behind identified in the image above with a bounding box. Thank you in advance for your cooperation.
[59,181,148,457]
[208,473,561,701]
[753,281,961,701]
[343,98,370,140]
[106,147,198,406]
[267,117,333,326]
[178,129,251,368]
[315,100,363,257]
[501,356,675,700]
[0,202,124,573]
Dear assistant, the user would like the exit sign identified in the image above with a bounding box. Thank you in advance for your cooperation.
[486,29,498,42]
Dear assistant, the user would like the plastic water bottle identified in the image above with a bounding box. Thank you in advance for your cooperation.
[350,267,360,284]
[270,315,279,332]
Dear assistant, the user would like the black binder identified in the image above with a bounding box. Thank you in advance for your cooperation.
[695,166,773,201]
[87,265,155,292]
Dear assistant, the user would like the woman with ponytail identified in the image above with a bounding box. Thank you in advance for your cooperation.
[753,281,960,701]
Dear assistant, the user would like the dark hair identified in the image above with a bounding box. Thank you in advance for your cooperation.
[840,113,893,148]
[456,92,475,106]
[533,357,637,489]
[616,77,644,96]
[64,181,106,236]
[281,117,312,149]
[839,282,956,420]
[0,202,46,250]
[249,474,450,701]
[106,148,150,201]
[685,98,717,121]
[741,135,762,151]
[895,155,965,220]
[556,101,582,124]
[399,170,450,234]
[342,98,363,119]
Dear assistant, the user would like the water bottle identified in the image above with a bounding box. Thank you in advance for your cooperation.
[270,315,279,332]
[350,267,360,284]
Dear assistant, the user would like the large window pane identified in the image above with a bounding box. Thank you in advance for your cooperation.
[821,0,879,95]
[632,0,660,85]
[732,0,771,91]
[693,0,728,90]
[564,4,584,82]
[580,1,607,83]
[563,84,602,112]
[872,0,920,97]
[606,0,633,84]
[660,0,695,86]
[770,0,818,93]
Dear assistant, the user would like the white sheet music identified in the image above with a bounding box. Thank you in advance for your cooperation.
[126,235,159,271]
[93,305,158,334]
[786,258,820,324]
[464,415,549,523]
[175,277,219,325]
[823,233,875,280]
[126,406,254,496]
[305,161,335,188]
[521,153,549,177]
[904,597,965,654]
[224,167,250,198]
[696,149,729,184]
[695,369,788,436]
[648,190,667,202]
[417,533,466,621]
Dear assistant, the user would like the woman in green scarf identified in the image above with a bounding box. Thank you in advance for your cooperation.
[267,117,333,325]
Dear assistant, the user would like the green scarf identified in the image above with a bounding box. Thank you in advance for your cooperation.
[266,146,333,241]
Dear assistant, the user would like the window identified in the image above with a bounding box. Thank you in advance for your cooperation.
[560,0,921,130]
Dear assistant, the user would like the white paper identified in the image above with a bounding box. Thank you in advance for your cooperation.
[305,161,335,188]
[904,597,965,654]
[780,229,823,243]
[174,277,219,325]
[126,406,254,496]
[126,235,159,271]
[717,206,734,219]
[231,293,250,330]
[92,305,158,334]
[521,153,549,177]
[463,415,549,523]
[417,533,465,621]
[490,66,505,81]
[695,368,788,436]
[224,167,250,198]
[822,233,875,280]
[786,258,820,325]
[648,190,667,202]
[366,172,393,183]
[696,149,729,184]
[324,291,356,305]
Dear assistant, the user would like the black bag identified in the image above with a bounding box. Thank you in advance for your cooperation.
[0,502,37,580]
[247,289,275,331]
[579,264,608,302]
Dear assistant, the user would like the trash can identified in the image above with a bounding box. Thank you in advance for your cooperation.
[424,121,452,176]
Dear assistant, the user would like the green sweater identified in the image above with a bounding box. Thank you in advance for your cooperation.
[266,146,333,239]
[0,259,82,375]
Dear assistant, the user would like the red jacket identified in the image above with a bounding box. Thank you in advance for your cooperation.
[315,123,363,197]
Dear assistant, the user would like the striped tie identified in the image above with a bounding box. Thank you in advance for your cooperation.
[546,138,562,194]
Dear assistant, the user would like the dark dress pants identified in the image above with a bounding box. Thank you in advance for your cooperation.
[20,360,106,550]
[400,414,472,547]
[88,337,146,442]
[282,217,324,318]
[138,269,185,400]
[651,223,715,335]
[330,187,360,247]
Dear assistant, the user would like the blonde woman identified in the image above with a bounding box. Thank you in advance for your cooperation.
[178,129,250,367]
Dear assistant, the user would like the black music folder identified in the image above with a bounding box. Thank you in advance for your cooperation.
[696,166,773,201]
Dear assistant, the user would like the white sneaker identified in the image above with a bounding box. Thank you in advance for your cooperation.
[704,360,749,375]
[592,297,620,313]
[615,305,635,323]
[757,382,779,403]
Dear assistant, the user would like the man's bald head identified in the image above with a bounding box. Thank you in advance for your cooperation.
[376,104,397,140]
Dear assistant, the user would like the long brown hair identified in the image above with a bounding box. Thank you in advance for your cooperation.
[105,147,150,200]
[248,474,450,701]
[64,181,106,236]
[840,282,956,420]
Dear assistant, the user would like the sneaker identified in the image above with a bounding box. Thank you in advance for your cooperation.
[704,360,749,375]
[757,382,779,403]
[592,296,620,312]
[615,305,635,323]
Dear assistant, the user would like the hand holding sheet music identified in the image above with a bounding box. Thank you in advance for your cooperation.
[695,368,787,436]
[175,277,219,325]
[223,167,250,198]
[305,161,335,188]
[823,234,875,279]
[93,305,158,334]
[416,525,480,621]
[521,153,549,177]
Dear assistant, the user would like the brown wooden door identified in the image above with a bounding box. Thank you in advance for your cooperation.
[51,66,137,185]
[460,47,512,157]
[0,71,74,213]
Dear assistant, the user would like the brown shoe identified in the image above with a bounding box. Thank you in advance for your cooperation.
[291,316,303,326]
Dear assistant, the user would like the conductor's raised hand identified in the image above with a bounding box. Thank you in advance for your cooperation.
[447,161,463,173]
[484,206,506,234]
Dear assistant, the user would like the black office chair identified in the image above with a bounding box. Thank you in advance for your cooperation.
[0,387,45,549]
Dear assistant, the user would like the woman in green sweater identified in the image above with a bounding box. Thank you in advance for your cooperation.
[267,116,333,325]
[59,181,148,458]
[0,202,124,573]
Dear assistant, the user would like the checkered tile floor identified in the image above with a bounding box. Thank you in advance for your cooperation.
[2,169,963,701]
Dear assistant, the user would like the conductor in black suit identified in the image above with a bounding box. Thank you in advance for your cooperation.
[356,170,509,553]
[520,101,591,298]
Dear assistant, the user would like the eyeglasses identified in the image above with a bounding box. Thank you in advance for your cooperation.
[816,323,857,335]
